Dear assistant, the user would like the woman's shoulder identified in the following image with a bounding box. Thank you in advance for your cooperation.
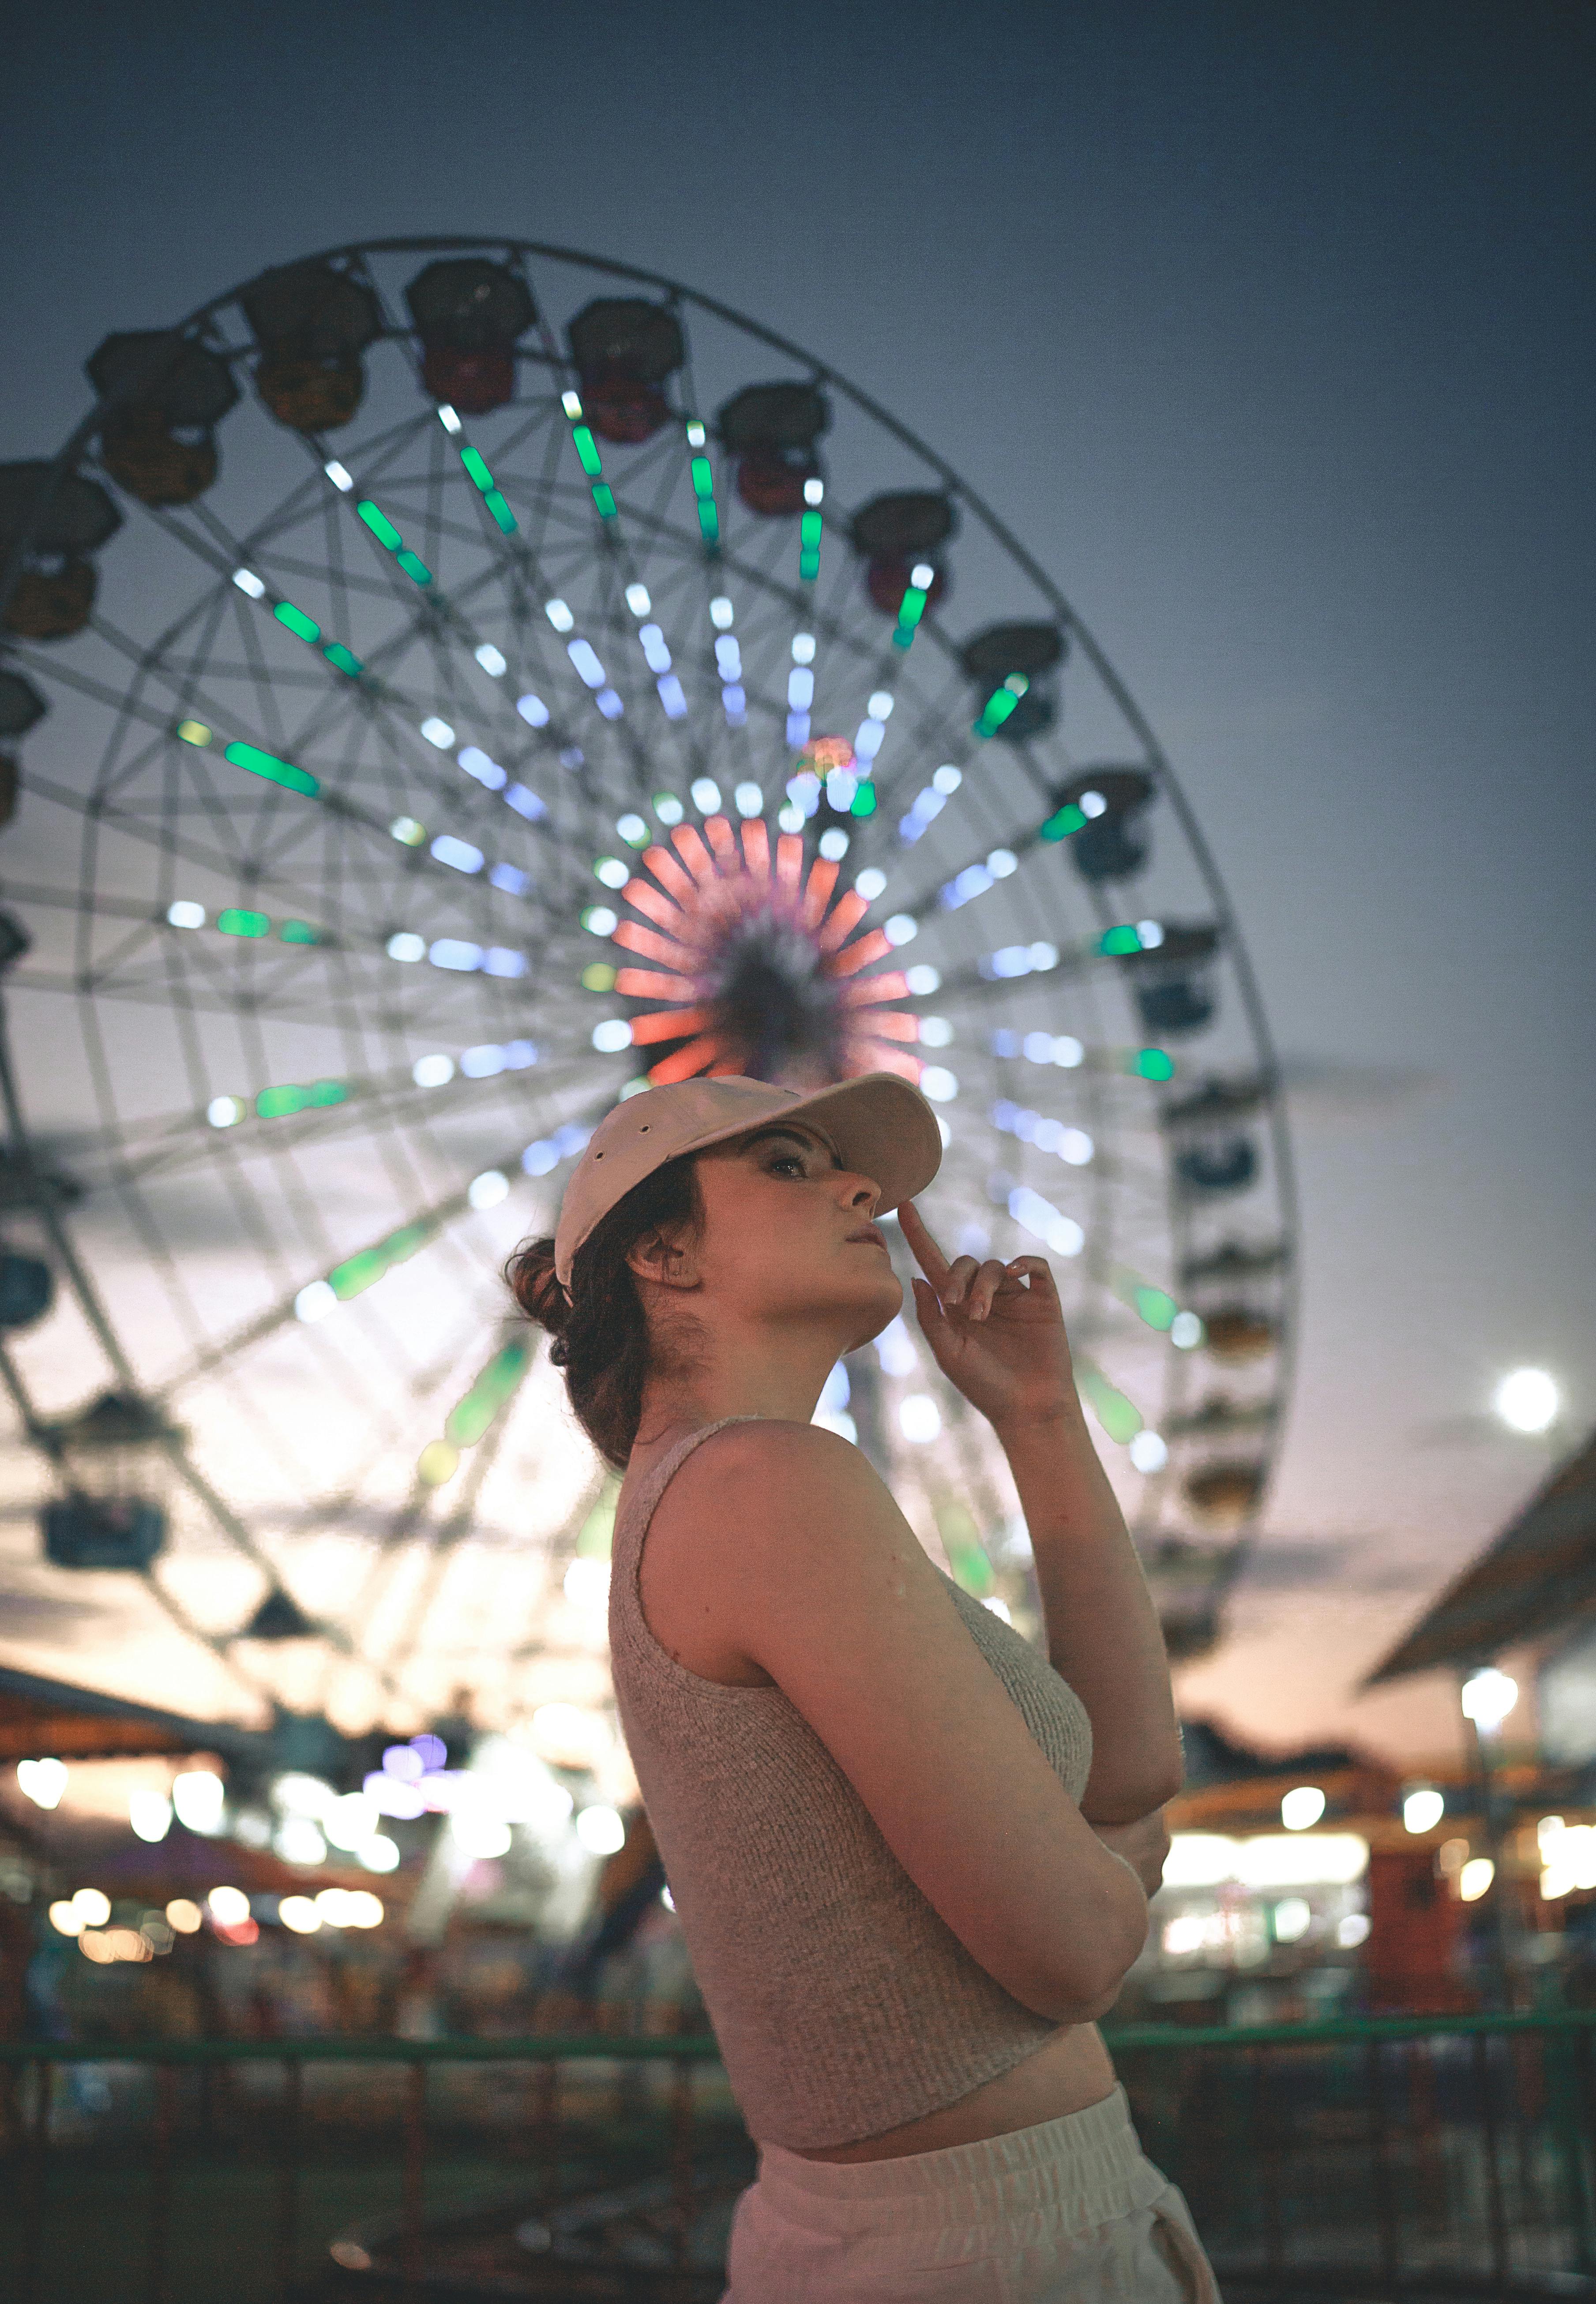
[652,1418,889,1528]
[668,1410,879,1502]
[626,1422,896,1681]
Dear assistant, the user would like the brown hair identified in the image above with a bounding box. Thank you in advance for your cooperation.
[505,1156,700,1470]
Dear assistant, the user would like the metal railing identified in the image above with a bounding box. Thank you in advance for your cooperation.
[2,2008,1593,2302]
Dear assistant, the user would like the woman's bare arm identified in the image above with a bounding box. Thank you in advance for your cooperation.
[662,1420,1154,2019]
[995,1407,1183,1824]
[899,1202,1184,1826]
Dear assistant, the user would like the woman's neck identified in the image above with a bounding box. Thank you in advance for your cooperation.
[632,1322,842,1452]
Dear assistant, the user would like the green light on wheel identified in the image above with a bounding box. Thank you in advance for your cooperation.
[1133,1285,1179,1332]
[327,1220,429,1304]
[177,720,213,747]
[571,427,604,478]
[947,1542,994,1599]
[444,1398,493,1449]
[592,484,617,520]
[278,920,319,945]
[274,600,320,644]
[223,741,319,798]
[975,675,1027,739]
[1099,925,1141,956]
[261,592,361,675]
[443,1341,531,1448]
[255,1081,343,1119]
[850,781,877,818]
[453,439,518,531]
[1075,1360,1144,1445]
[357,495,432,581]
[892,584,928,649]
[1040,803,1086,843]
[1130,1047,1174,1081]
[356,500,402,550]
[330,1246,384,1298]
[688,450,720,545]
[217,908,270,938]
[1108,1262,1191,1337]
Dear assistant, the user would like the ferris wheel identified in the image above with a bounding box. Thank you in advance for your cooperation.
[0,237,1298,1740]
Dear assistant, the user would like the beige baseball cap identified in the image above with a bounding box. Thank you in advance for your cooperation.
[553,1072,943,1288]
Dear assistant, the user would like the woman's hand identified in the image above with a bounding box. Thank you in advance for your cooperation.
[898,1201,1077,1437]
[1088,1809,1171,1899]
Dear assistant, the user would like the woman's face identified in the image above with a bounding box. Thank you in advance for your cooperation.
[674,1121,903,1349]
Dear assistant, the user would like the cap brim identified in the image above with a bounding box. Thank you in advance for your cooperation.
[672,1073,943,1213]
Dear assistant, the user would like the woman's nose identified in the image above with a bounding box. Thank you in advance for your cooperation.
[842,1171,880,1214]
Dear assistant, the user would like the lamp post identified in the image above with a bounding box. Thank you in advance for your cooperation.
[1460,1665,1521,2011]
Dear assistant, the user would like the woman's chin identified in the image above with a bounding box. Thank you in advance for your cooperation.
[844,1271,903,1350]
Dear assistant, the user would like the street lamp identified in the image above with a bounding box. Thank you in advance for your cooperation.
[1402,1786,1446,1835]
[1459,1666,1520,2009]
[1461,1668,1519,1732]
[1492,1369,1560,1436]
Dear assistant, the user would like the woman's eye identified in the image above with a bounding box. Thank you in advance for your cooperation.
[769,1153,805,1176]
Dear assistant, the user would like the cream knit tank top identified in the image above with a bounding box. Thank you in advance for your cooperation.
[607,1417,1094,2150]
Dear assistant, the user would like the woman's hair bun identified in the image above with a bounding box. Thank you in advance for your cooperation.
[505,1236,571,1345]
[504,1156,698,1468]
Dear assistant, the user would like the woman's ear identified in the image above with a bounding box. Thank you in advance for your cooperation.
[625,1224,700,1292]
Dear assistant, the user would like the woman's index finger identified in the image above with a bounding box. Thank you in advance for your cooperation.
[897,1199,952,1287]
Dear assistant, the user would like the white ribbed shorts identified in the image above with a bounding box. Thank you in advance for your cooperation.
[720,2083,1221,2303]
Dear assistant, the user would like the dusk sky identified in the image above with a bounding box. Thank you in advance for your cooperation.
[1,0,1591,1765]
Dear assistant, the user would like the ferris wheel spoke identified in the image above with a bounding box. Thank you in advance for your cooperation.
[311,1324,544,1701]
[67,1046,585,1190]
[374,1392,524,1692]
[154,1099,601,1400]
[27,929,589,1028]
[65,700,563,942]
[138,1565,279,1696]
[3,642,192,763]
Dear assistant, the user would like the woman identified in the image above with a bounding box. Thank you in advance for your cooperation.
[509,1070,1220,2301]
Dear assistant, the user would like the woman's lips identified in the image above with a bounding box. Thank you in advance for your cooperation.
[848,1224,888,1250]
